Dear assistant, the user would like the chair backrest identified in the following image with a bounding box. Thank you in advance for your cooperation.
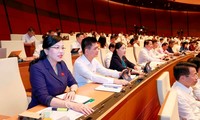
[95,50,103,65]
[126,47,137,64]
[62,41,74,72]
[34,35,43,41]
[133,46,142,63]
[0,48,7,58]
[158,90,179,120]
[100,48,108,67]
[0,57,28,116]
[0,41,27,58]
[10,34,23,40]
[157,71,171,105]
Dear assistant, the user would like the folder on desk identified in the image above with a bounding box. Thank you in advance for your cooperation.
[56,94,91,104]
[95,83,122,93]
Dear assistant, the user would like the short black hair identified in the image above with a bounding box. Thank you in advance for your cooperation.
[81,37,97,54]
[173,62,196,81]
[144,39,152,47]
[152,39,158,44]
[187,57,200,71]
[28,27,35,32]
[169,40,175,44]
[76,33,83,38]
[98,36,106,48]
[109,43,115,50]
[162,42,168,47]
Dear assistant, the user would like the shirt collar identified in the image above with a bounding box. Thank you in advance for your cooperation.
[81,54,91,65]
[175,81,193,94]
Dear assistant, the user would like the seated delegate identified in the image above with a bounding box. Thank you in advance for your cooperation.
[29,36,93,115]
[73,37,130,87]
[109,42,141,74]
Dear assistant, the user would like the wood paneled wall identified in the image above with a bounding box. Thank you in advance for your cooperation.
[0,0,200,40]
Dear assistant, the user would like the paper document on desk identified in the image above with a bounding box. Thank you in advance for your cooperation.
[56,94,91,104]
[37,107,83,120]
[131,75,137,79]
[95,83,122,92]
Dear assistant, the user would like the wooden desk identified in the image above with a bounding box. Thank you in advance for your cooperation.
[0,115,9,119]
[12,54,193,120]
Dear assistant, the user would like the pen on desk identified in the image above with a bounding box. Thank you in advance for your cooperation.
[52,108,68,111]
[83,99,95,104]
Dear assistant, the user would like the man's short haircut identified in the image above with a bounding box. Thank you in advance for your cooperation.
[169,40,175,44]
[162,42,168,47]
[187,57,200,71]
[109,43,115,50]
[76,33,83,38]
[81,37,97,54]
[110,35,115,40]
[173,61,197,81]
[144,39,152,47]
[152,39,158,44]
[28,27,35,32]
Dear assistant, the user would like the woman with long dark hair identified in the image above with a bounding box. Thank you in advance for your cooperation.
[109,42,141,74]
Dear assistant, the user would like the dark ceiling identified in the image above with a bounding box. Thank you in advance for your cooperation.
[110,0,200,12]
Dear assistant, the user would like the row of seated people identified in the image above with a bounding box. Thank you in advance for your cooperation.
[2,28,200,117]
[8,26,200,64]
[26,33,200,113]
[0,37,200,119]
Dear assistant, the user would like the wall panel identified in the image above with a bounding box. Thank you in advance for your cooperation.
[58,0,79,33]
[36,0,60,34]
[6,0,39,34]
[171,10,187,36]
[188,11,200,37]
[109,1,126,34]
[76,0,96,32]
[140,7,156,35]
[0,0,10,39]
[93,0,111,33]
[156,9,171,36]
[124,4,140,34]
[1,0,200,40]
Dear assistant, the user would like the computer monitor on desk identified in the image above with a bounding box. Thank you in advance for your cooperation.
[8,50,24,62]
[8,50,21,58]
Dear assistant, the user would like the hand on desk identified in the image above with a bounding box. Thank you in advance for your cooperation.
[63,91,76,101]
[114,79,130,85]
[66,102,94,115]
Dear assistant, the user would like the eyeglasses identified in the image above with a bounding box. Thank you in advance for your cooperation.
[50,46,66,50]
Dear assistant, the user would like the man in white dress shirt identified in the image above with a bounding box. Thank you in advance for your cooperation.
[172,62,200,119]
[73,37,129,87]
[138,39,161,64]
[71,33,84,53]
[104,43,115,68]
[22,27,37,46]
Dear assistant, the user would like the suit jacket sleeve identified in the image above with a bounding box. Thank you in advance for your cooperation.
[30,64,53,106]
